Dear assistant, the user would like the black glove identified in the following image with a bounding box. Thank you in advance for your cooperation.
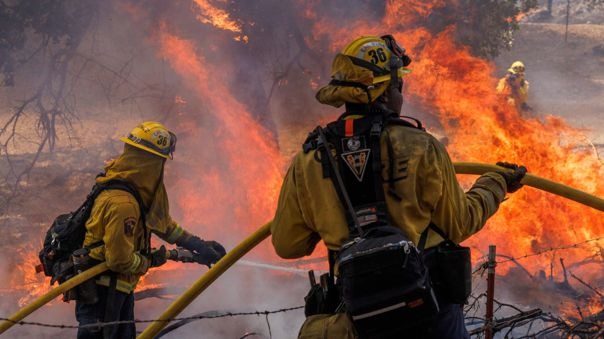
[495,162,527,193]
[178,235,226,267]
[149,245,167,267]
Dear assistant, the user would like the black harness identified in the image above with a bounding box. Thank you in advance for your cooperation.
[301,111,472,332]
[303,110,424,237]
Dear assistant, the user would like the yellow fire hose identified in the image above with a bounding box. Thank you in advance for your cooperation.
[138,162,603,338]
[454,162,604,212]
[138,222,272,339]
[0,262,109,334]
[2,163,602,337]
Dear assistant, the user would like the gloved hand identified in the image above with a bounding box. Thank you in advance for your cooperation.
[495,162,527,193]
[178,235,226,267]
[167,247,195,263]
[148,245,168,267]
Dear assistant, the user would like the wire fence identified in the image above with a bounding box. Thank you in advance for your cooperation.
[1,306,304,338]
[493,236,604,265]
[2,236,602,337]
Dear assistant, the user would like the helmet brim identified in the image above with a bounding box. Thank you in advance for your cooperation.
[119,136,171,159]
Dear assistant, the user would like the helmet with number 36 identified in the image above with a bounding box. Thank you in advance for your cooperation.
[316,35,412,107]
[119,121,177,159]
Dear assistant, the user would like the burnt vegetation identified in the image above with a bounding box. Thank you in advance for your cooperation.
[0,0,176,212]
[3,0,600,209]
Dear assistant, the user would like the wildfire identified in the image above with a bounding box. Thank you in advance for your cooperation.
[156,25,285,258]
[148,0,603,318]
[192,0,248,42]
[13,247,52,307]
[8,0,603,328]
[301,0,603,318]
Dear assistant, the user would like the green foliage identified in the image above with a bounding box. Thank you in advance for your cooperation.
[454,0,539,58]
[0,0,96,86]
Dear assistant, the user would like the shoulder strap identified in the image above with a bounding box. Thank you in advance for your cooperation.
[386,115,425,131]
[316,127,365,238]
[88,180,149,254]
[96,180,147,214]
[369,115,389,222]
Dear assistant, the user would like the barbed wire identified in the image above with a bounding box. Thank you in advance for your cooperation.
[471,236,604,265]
[3,237,603,336]
[0,305,304,331]
[3,294,602,337]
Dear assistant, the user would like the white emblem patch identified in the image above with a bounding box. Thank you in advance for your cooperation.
[346,137,361,151]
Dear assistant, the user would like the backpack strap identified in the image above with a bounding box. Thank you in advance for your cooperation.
[368,115,390,223]
[386,115,425,131]
[316,127,365,237]
[84,241,104,250]
[89,180,149,254]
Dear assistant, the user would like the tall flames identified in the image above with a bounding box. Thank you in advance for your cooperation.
[303,0,603,317]
[156,25,285,257]
[7,0,602,328]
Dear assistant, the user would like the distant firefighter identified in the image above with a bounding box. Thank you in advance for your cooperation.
[497,61,531,112]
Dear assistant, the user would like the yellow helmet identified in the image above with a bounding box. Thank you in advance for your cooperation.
[316,35,412,107]
[340,35,412,85]
[509,61,525,75]
[119,121,177,159]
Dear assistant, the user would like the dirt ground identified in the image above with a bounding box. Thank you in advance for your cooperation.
[495,23,604,146]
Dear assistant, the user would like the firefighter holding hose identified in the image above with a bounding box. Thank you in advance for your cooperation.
[270,35,527,338]
[497,60,531,112]
[75,121,226,339]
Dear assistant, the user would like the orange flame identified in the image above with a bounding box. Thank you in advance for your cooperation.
[302,0,604,270]
[156,24,285,258]
[192,0,248,42]
[302,0,603,318]
[12,248,53,306]
[9,0,601,323]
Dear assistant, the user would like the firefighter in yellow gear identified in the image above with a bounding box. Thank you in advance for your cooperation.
[271,35,526,339]
[76,121,226,339]
[496,60,530,111]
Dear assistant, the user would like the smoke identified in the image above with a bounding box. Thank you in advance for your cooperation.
[0,0,602,337]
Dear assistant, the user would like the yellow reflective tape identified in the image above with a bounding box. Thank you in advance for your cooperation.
[399,67,412,76]
[96,275,137,294]
[373,74,391,84]
[372,67,412,85]
[127,253,142,273]
[166,224,184,244]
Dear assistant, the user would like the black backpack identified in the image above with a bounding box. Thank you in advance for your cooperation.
[38,180,146,285]
[306,113,440,337]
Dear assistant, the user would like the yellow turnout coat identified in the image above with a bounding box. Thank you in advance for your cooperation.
[271,119,508,258]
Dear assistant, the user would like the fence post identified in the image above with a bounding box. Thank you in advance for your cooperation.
[485,245,496,339]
